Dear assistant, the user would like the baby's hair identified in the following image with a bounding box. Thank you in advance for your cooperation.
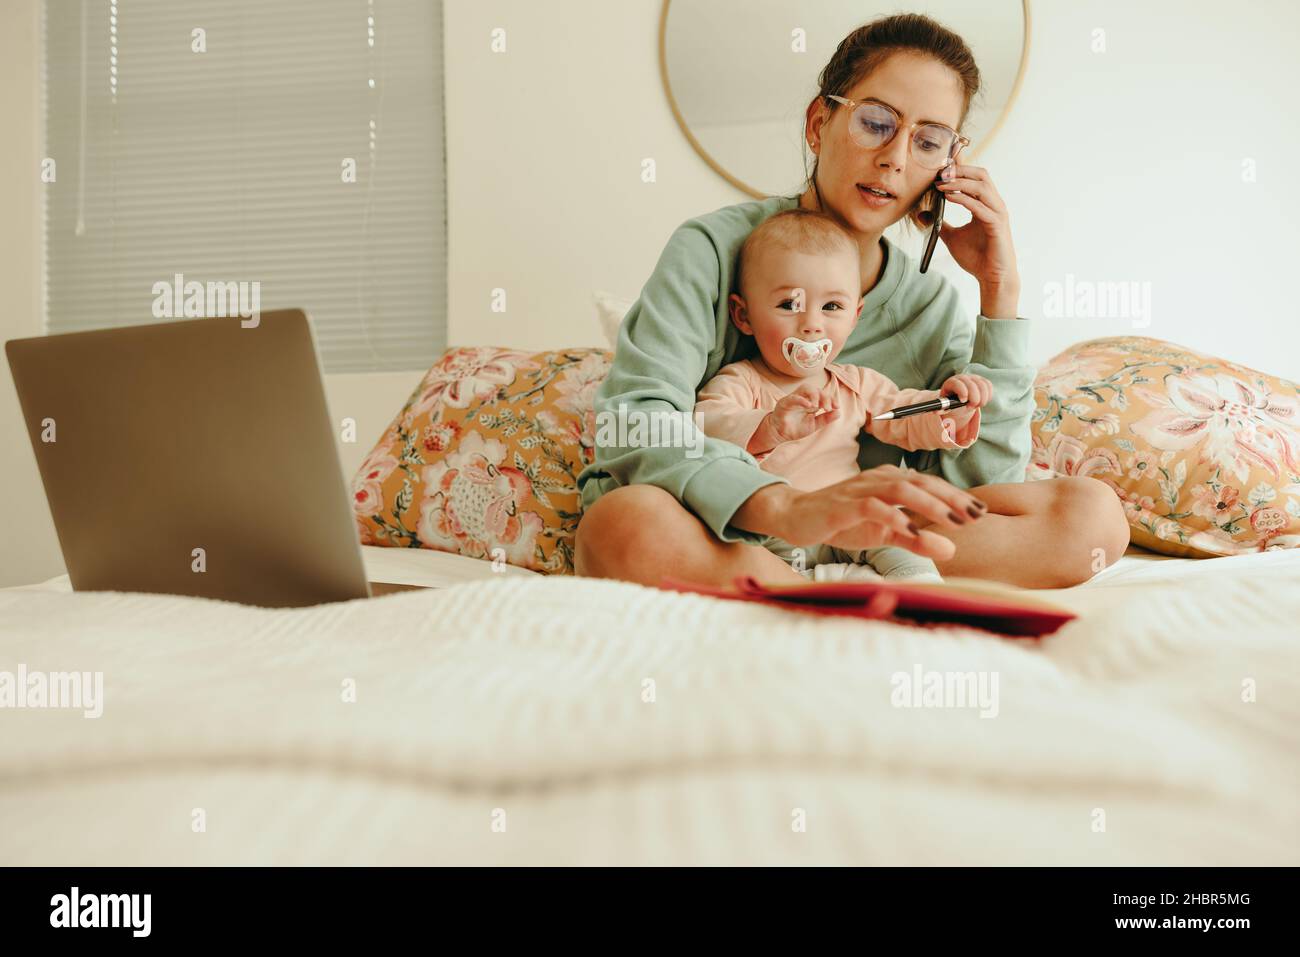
[734,207,859,299]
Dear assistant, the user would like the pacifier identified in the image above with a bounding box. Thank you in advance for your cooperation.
[781,336,833,371]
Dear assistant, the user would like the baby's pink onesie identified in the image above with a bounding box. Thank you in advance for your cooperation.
[695,359,980,490]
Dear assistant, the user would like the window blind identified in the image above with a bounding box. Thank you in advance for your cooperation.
[42,0,446,373]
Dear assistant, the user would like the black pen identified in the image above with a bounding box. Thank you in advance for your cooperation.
[872,393,969,421]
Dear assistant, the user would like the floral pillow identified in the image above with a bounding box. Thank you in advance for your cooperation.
[352,347,613,574]
[1026,336,1300,557]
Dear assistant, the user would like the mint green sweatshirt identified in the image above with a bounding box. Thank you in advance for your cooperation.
[578,193,1035,545]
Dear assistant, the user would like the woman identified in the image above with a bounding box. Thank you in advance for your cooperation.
[575,13,1129,589]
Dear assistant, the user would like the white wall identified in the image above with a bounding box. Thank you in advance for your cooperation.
[0,0,58,588]
[3,0,1298,586]
[444,0,1300,376]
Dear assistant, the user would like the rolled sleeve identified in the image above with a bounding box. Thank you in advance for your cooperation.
[682,456,788,544]
[912,314,1035,488]
[972,313,1031,369]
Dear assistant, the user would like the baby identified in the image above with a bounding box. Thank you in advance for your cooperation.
[695,208,992,583]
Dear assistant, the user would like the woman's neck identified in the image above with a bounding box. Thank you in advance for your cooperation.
[797,187,886,299]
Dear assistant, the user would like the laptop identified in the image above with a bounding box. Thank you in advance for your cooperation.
[6,309,424,607]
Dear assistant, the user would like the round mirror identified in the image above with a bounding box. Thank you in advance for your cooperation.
[660,1,1030,199]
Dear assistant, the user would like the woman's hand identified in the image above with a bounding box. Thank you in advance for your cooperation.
[935,162,1020,318]
[748,378,840,454]
[733,464,987,560]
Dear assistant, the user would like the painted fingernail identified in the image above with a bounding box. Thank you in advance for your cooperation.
[966,504,982,518]
[906,522,920,536]
[948,510,966,524]
[971,498,988,510]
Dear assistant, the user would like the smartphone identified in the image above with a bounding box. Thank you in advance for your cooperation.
[919,165,948,274]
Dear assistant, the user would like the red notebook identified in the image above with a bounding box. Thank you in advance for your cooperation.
[662,575,1076,639]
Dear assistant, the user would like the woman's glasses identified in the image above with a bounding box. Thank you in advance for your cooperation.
[825,95,970,170]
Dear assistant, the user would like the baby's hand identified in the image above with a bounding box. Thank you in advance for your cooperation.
[750,379,841,453]
[939,373,993,409]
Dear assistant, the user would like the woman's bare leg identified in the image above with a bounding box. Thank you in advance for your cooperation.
[912,476,1131,588]
[575,484,804,587]
[576,476,1131,591]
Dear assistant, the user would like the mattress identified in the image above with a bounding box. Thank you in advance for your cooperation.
[1,543,1297,865]
[1079,542,1300,586]
[7,541,1259,594]
[7,545,538,595]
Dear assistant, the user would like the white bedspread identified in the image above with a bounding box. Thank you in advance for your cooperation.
[2,542,1298,866]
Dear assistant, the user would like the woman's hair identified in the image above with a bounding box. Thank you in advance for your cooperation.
[804,13,982,231]
[734,208,857,300]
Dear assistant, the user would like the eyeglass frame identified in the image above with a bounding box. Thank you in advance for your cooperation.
[823,94,971,169]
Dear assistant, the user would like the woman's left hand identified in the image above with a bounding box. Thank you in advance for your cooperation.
[935,163,1019,293]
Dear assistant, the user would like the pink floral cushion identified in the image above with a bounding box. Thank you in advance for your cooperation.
[1026,337,1300,557]
[352,346,612,573]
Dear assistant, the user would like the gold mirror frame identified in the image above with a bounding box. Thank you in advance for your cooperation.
[659,0,1033,199]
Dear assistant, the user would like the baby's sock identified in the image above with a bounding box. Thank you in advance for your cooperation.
[860,546,944,584]
[811,562,883,583]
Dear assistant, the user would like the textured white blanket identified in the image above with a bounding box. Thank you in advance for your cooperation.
[1,568,1296,865]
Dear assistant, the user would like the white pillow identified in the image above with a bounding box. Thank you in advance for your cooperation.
[593,289,637,350]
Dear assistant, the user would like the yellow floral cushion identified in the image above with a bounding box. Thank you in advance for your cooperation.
[1027,336,1300,557]
[352,346,613,574]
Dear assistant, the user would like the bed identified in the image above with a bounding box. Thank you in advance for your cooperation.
[1,544,1296,866]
